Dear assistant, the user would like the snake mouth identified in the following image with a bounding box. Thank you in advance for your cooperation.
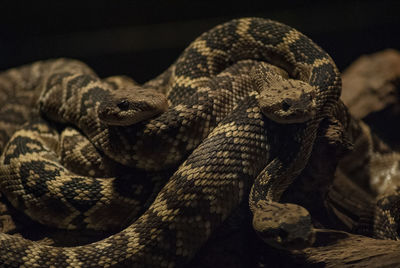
[259,227,315,250]
[98,107,163,126]
[261,107,315,124]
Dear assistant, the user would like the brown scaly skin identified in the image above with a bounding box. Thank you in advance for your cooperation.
[327,113,400,241]
[0,18,341,267]
[98,87,169,126]
[0,60,267,231]
[37,18,340,172]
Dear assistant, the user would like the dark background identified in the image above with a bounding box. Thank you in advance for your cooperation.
[1,0,399,83]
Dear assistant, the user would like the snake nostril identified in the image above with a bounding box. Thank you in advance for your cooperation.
[282,101,290,112]
[100,107,110,115]
[278,229,289,240]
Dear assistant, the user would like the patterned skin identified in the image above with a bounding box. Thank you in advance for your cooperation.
[0,18,341,267]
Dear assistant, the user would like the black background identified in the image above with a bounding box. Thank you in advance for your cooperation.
[0,2,399,266]
[1,0,399,83]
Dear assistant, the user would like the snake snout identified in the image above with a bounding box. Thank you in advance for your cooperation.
[252,202,315,250]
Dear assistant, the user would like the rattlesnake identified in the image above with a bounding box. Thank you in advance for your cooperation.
[0,18,341,267]
[327,114,400,241]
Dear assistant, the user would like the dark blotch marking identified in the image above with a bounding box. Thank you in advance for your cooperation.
[204,19,240,52]
[45,72,72,95]
[19,160,61,197]
[288,34,325,65]
[309,63,337,90]
[176,48,210,78]
[60,178,102,213]
[65,74,97,101]
[248,19,291,47]
[167,85,197,106]
[3,136,45,164]
[80,86,111,117]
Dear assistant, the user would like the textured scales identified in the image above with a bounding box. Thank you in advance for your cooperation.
[327,116,400,241]
[252,62,317,124]
[0,18,341,267]
[37,17,340,172]
[0,60,262,230]
[252,201,314,249]
[98,87,169,126]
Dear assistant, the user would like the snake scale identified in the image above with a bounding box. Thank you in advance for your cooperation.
[0,18,341,267]
[327,114,400,241]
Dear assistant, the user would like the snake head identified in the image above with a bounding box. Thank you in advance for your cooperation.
[252,201,315,250]
[98,87,169,126]
[252,63,317,124]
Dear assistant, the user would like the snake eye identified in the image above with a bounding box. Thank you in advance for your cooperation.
[117,100,130,111]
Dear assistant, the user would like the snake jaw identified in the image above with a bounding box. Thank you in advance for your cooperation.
[255,225,315,250]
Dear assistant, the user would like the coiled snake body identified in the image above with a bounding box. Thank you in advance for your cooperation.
[0,18,340,267]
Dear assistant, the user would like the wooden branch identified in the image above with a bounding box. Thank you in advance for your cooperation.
[297,49,400,267]
[341,49,400,119]
[301,229,400,267]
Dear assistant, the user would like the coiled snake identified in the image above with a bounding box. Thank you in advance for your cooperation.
[0,18,341,267]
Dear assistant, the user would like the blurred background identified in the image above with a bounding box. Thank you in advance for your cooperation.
[1,0,399,83]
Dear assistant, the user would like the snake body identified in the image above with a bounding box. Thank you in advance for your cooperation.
[328,116,400,241]
[0,18,341,267]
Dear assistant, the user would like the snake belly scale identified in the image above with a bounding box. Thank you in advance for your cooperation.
[0,18,340,267]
